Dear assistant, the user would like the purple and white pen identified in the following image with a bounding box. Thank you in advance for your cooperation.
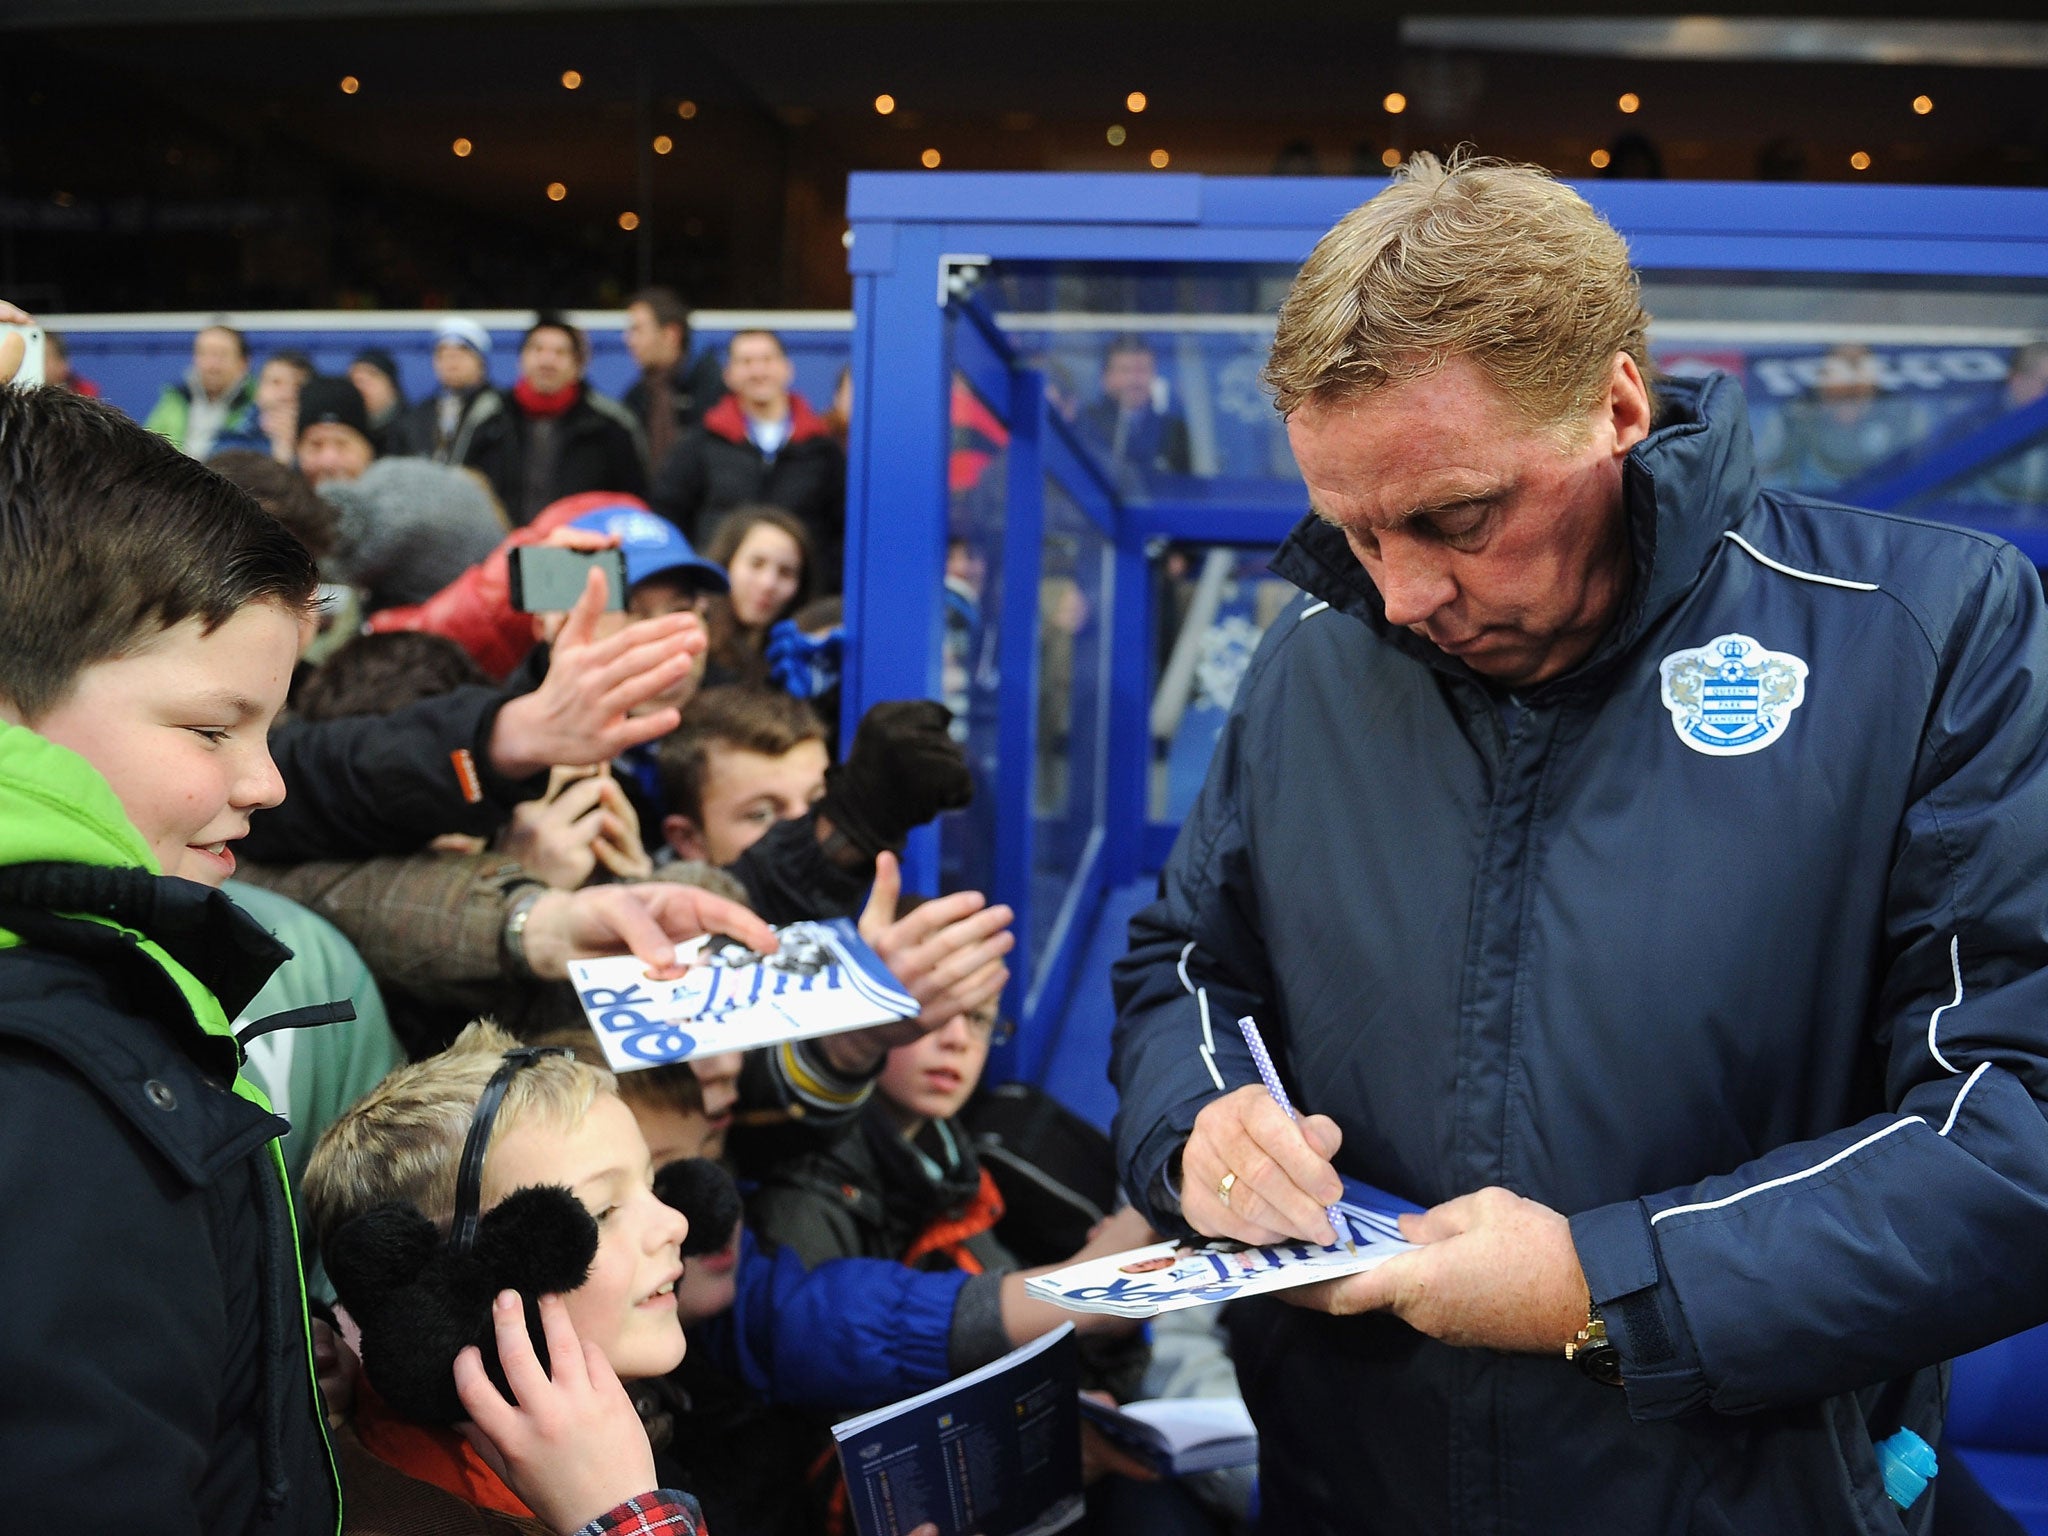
[1237,1014,1355,1253]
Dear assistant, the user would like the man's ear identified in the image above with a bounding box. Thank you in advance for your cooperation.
[1608,353,1654,457]
[663,813,707,863]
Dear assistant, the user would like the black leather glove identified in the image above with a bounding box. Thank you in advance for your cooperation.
[819,699,972,858]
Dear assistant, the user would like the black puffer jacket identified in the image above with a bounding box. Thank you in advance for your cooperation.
[0,857,339,1534]
[460,384,648,525]
[649,392,844,576]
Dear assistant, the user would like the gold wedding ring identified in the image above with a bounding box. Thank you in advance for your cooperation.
[1217,1170,1238,1208]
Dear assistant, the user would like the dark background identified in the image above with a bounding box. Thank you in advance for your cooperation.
[4,1,2044,312]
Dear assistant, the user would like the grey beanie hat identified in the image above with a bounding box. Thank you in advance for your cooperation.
[321,458,509,612]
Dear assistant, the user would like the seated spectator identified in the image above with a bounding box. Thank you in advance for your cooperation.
[320,456,509,614]
[701,506,812,689]
[1077,333,1191,481]
[42,330,97,396]
[255,348,315,464]
[348,347,406,451]
[649,329,843,581]
[621,286,725,467]
[657,686,828,867]
[295,374,378,489]
[144,322,261,458]
[463,313,648,524]
[391,318,499,465]
[1957,340,2048,510]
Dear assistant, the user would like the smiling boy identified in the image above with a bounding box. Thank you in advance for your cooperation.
[0,385,340,1531]
[302,1023,705,1533]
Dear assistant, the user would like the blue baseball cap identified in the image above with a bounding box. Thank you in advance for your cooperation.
[569,506,729,595]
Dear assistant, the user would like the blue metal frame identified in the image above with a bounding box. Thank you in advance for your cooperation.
[843,171,2048,1086]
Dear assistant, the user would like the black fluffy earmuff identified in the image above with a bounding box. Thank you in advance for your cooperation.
[323,1047,599,1424]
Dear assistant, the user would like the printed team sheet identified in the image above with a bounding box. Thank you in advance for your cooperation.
[1024,1199,1415,1317]
[567,917,919,1072]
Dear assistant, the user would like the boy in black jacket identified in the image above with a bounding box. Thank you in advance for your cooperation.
[0,383,341,1533]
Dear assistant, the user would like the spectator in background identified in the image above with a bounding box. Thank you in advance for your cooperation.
[622,286,725,468]
[41,331,97,396]
[390,317,498,464]
[463,312,648,523]
[1759,342,1927,493]
[701,507,812,690]
[650,329,843,582]
[1956,340,2048,511]
[1078,334,1191,480]
[347,347,406,451]
[293,374,377,489]
[254,349,313,465]
[144,322,260,458]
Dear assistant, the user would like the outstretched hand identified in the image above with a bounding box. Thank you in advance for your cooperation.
[520,882,778,981]
[814,851,1014,1075]
[454,1290,657,1536]
[489,566,708,778]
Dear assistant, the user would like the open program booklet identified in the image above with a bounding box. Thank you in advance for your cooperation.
[567,917,918,1071]
[1024,1183,1419,1318]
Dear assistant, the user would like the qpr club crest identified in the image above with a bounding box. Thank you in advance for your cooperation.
[1658,633,1809,757]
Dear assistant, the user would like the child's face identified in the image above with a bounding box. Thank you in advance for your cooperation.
[12,601,301,885]
[876,1002,996,1127]
[486,1093,689,1382]
[667,741,827,866]
[629,1052,741,1165]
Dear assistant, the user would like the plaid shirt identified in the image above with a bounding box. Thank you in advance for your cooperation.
[577,1490,708,1536]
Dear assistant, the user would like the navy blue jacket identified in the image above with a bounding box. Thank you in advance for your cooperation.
[1111,374,2048,1534]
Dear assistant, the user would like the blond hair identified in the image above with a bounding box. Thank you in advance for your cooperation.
[302,1020,614,1256]
[527,1024,707,1119]
[1264,151,1653,435]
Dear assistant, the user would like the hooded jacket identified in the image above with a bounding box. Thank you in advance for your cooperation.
[0,724,340,1535]
[1111,374,2048,1535]
[649,392,844,572]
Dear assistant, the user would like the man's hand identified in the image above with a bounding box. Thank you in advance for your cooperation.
[1283,1186,1589,1355]
[520,882,777,982]
[1180,1082,1346,1247]
[455,1291,658,1536]
[817,851,1015,1075]
[488,566,707,778]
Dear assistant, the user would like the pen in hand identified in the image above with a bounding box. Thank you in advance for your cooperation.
[1237,1014,1356,1254]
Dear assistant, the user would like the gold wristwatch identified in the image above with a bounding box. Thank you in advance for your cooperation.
[1566,1299,1624,1387]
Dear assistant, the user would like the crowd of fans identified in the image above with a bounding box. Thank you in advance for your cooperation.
[0,296,1256,1536]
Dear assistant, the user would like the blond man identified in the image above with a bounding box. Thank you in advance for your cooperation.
[1111,154,2048,1532]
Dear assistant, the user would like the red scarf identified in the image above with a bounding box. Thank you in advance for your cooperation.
[351,1376,535,1518]
[513,378,580,418]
